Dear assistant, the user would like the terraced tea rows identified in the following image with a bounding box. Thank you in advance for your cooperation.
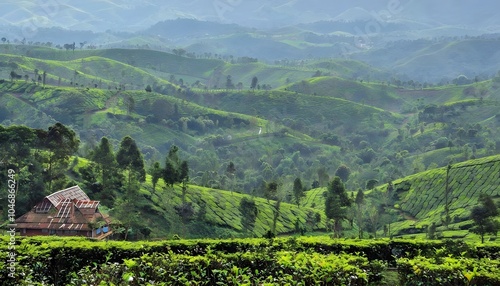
[301,155,500,236]
[387,155,500,233]
[173,185,326,236]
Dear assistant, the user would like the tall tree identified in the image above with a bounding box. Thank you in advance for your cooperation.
[226,161,236,192]
[265,181,278,202]
[225,75,234,89]
[271,199,281,235]
[293,177,305,207]
[239,197,258,234]
[41,123,79,192]
[92,137,121,204]
[443,164,452,229]
[163,145,181,187]
[116,136,146,189]
[469,193,500,243]
[335,164,351,182]
[355,189,365,238]
[112,179,142,241]
[126,96,135,115]
[150,161,162,193]
[179,160,189,203]
[9,71,20,81]
[92,137,116,180]
[250,76,258,90]
[0,125,45,216]
[42,71,47,87]
[365,203,380,238]
[163,161,178,188]
[167,145,180,167]
[317,167,330,187]
[324,176,351,238]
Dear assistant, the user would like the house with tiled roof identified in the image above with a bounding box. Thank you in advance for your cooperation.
[15,185,112,239]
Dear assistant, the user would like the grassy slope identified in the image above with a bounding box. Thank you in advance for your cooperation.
[284,76,405,111]
[303,155,500,237]
[70,158,325,238]
[304,58,392,80]
[395,81,498,105]
[2,47,499,239]
[0,53,173,88]
[0,45,391,90]
[386,155,500,232]
[392,39,500,80]
[352,38,500,82]
[195,89,402,134]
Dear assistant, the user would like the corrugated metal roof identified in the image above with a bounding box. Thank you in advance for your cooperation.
[75,200,100,209]
[46,185,89,207]
[15,185,110,232]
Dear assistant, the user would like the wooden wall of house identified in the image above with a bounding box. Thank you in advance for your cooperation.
[20,228,92,237]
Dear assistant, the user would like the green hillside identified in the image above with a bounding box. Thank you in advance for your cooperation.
[393,39,500,80]
[382,155,500,234]
[0,45,393,90]
[93,166,327,238]
[355,38,500,82]
[285,76,404,111]
[302,155,500,238]
[0,53,174,89]
[1,46,499,241]
[192,89,401,129]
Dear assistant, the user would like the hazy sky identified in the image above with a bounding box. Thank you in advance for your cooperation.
[1,0,499,32]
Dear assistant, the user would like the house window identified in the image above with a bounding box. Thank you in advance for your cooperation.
[42,229,48,233]
[49,229,56,235]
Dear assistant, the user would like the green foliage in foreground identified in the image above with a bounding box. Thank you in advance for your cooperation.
[0,235,499,285]
[398,256,500,286]
[68,251,374,286]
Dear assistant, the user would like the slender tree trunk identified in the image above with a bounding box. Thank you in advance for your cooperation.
[182,180,187,204]
[124,226,129,241]
[334,219,342,238]
[271,200,281,234]
[127,169,131,192]
[357,205,363,239]
[444,165,451,229]
[47,154,53,192]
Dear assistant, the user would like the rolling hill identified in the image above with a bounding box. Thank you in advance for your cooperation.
[302,154,500,238]
[72,157,327,238]
[1,45,499,239]
[353,38,500,82]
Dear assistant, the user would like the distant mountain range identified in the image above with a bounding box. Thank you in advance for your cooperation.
[2,0,500,32]
[2,1,500,83]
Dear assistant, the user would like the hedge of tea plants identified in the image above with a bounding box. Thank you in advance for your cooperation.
[0,235,499,285]
[397,256,500,286]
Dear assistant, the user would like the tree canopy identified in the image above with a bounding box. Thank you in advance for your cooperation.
[325,176,351,238]
[116,136,146,182]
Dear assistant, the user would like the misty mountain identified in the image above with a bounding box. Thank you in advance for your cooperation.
[2,0,500,32]
[2,1,500,83]
[145,19,249,39]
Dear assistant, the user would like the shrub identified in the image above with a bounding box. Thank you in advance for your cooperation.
[397,256,500,286]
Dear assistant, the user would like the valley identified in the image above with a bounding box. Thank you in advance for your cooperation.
[1,3,500,283]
